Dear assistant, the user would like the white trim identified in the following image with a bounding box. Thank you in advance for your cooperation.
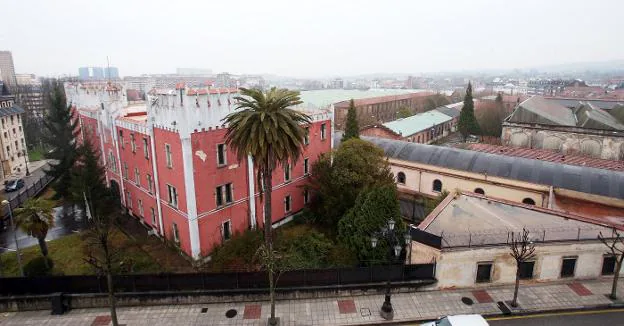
[148,125,165,236]
[181,137,201,259]
[111,116,127,206]
[247,155,256,229]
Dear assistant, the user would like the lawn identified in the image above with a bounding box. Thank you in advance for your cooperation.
[28,148,45,162]
[0,228,169,276]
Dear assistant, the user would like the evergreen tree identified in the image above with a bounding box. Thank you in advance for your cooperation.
[42,80,79,198]
[342,99,359,141]
[457,82,481,140]
[70,140,109,212]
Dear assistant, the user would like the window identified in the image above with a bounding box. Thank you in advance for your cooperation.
[284,163,291,182]
[216,183,233,207]
[167,184,178,208]
[123,162,129,179]
[109,152,117,173]
[304,127,310,145]
[474,188,485,195]
[126,191,132,208]
[320,123,326,140]
[397,172,406,184]
[519,261,535,279]
[560,257,577,278]
[222,220,231,241]
[432,179,442,192]
[522,198,536,205]
[284,195,291,212]
[130,134,136,153]
[12,128,15,135]
[602,256,616,275]
[304,189,309,204]
[151,207,157,225]
[476,262,493,283]
[165,144,173,168]
[172,222,180,243]
[143,138,149,159]
[138,199,144,217]
[217,143,227,166]
[304,158,309,175]
[3,132,6,138]
[134,168,140,185]
[119,130,124,148]
[146,174,153,193]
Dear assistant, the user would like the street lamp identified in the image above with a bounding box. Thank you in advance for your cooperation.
[22,150,29,176]
[370,218,411,320]
[2,200,24,276]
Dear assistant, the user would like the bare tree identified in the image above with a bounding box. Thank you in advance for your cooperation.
[256,243,290,326]
[509,228,536,307]
[83,197,120,326]
[598,228,624,300]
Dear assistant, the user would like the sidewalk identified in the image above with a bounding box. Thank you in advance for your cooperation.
[0,279,622,325]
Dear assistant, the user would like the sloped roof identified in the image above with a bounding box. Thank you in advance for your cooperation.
[383,110,451,137]
[367,137,624,199]
[508,96,577,126]
[575,102,624,130]
[434,104,461,118]
[418,192,618,247]
[461,143,624,172]
[0,104,25,118]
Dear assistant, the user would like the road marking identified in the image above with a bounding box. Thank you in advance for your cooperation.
[487,308,624,321]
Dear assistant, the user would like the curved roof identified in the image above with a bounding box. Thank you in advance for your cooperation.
[367,137,624,199]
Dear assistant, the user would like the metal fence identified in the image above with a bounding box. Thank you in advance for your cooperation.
[1,173,54,220]
[0,264,435,295]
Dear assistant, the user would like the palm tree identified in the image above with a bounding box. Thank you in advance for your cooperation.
[223,87,311,247]
[14,198,55,260]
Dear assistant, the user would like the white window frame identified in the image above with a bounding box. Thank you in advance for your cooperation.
[134,168,140,185]
[151,207,157,226]
[303,158,309,175]
[146,174,153,193]
[167,184,178,208]
[138,199,144,217]
[126,191,132,208]
[130,133,136,153]
[284,163,291,182]
[143,138,149,159]
[320,123,326,140]
[284,194,291,213]
[304,127,310,145]
[217,143,227,166]
[222,219,232,241]
[165,143,173,168]
[216,183,233,207]
[172,222,180,243]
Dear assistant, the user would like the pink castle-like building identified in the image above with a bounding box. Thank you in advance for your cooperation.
[68,82,333,260]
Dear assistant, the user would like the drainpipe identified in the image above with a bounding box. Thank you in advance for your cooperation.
[548,186,554,209]
[247,155,257,229]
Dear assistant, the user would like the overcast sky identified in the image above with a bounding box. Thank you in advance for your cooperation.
[2,0,623,78]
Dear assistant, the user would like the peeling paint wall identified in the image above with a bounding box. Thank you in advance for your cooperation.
[431,242,624,289]
[502,125,624,160]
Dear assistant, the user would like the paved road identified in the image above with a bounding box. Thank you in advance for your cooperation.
[2,161,50,201]
[488,309,624,325]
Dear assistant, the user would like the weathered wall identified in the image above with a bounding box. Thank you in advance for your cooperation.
[502,124,624,160]
[433,241,623,289]
[390,159,547,207]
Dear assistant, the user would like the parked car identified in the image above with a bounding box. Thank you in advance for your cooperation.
[421,314,489,326]
[4,178,25,192]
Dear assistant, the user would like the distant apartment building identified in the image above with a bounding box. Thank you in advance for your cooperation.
[176,68,212,75]
[333,92,435,129]
[68,82,332,260]
[502,96,624,160]
[0,96,27,180]
[79,66,118,80]
[0,51,16,90]
[330,78,344,89]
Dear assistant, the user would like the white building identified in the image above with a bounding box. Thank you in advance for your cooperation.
[409,192,624,289]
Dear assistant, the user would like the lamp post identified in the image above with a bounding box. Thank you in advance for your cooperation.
[370,218,411,320]
[22,150,29,176]
[2,200,24,277]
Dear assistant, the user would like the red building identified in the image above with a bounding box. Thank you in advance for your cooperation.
[68,82,332,259]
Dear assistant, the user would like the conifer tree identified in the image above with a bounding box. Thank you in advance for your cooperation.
[457,82,481,140]
[342,99,359,141]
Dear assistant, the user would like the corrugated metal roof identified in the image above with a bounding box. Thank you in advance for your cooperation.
[576,102,624,130]
[544,97,624,110]
[0,105,24,118]
[382,110,451,137]
[367,137,624,199]
[434,104,461,118]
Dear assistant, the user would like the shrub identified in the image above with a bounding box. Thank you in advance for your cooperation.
[208,229,263,272]
[276,225,334,269]
[24,256,54,276]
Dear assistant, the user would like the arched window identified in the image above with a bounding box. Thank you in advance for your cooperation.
[474,188,485,195]
[432,179,442,192]
[397,172,406,184]
[522,198,536,205]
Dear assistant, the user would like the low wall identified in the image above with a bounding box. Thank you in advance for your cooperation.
[0,280,435,312]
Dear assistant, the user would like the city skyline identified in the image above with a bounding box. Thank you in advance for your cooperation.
[1,0,623,78]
